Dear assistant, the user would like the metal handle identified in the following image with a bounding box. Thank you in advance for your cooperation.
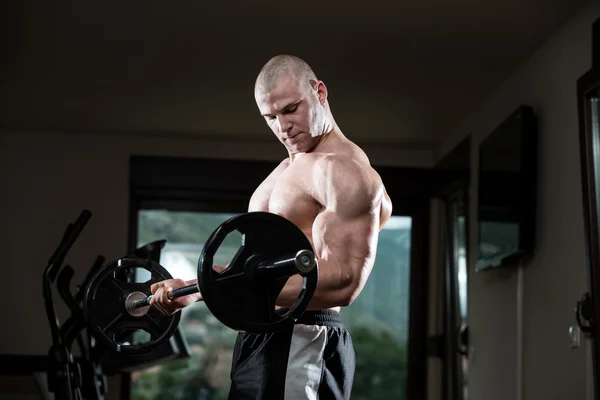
[254,249,317,279]
[575,292,593,336]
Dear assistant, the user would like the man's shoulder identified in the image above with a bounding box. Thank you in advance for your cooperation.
[275,157,291,170]
[312,152,367,171]
[311,153,382,205]
[312,153,377,184]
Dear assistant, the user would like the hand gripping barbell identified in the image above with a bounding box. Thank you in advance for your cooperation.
[83,212,319,355]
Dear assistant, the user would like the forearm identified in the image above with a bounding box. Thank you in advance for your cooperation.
[275,213,377,310]
[275,258,357,309]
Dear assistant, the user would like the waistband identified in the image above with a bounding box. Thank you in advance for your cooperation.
[280,309,344,328]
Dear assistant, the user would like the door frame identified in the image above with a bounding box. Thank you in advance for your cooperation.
[432,135,471,400]
[577,16,600,400]
[441,184,470,400]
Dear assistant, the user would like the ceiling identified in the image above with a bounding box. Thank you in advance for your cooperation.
[0,0,588,152]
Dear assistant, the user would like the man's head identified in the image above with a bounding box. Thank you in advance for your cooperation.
[254,55,331,155]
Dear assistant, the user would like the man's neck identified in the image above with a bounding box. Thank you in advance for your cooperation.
[315,125,344,151]
[288,128,344,162]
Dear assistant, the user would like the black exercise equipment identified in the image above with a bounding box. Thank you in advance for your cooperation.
[0,210,107,400]
[43,210,96,400]
[83,212,319,355]
[0,211,173,399]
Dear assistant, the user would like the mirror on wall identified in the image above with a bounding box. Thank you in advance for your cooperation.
[475,105,538,272]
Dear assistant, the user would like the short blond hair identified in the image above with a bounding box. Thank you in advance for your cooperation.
[255,54,318,95]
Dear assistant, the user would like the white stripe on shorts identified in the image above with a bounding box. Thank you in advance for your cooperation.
[284,324,328,400]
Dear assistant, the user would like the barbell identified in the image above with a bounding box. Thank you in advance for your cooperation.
[83,212,319,355]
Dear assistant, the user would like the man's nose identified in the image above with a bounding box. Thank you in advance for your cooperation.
[277,116,292,133]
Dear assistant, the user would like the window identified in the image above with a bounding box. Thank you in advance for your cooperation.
[131,210,239,400]
[342,215,412,400]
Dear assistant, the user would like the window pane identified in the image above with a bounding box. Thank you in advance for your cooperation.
[131,211,412,400]
[133,210,241,400]
[341,216,412,400]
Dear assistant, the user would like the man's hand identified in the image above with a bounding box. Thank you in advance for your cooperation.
[149,279,201,315]
[148,265,227,316]
[213,265,227,273]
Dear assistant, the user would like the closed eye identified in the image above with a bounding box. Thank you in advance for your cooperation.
[283,104,299,114]
[262,101,300,121]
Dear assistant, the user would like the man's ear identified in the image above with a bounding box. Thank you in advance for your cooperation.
[310,79,328,105]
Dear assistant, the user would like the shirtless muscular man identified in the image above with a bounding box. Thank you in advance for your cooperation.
[150,54,393,399]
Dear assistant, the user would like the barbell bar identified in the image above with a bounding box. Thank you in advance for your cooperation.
[127,249,317,311]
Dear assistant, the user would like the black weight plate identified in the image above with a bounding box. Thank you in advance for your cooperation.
[83,258,181,355]
[198,212,318,333]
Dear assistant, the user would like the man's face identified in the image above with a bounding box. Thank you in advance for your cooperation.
[255,77,326,154]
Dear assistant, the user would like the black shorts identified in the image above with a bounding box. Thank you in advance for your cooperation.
[228,310,355,400]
